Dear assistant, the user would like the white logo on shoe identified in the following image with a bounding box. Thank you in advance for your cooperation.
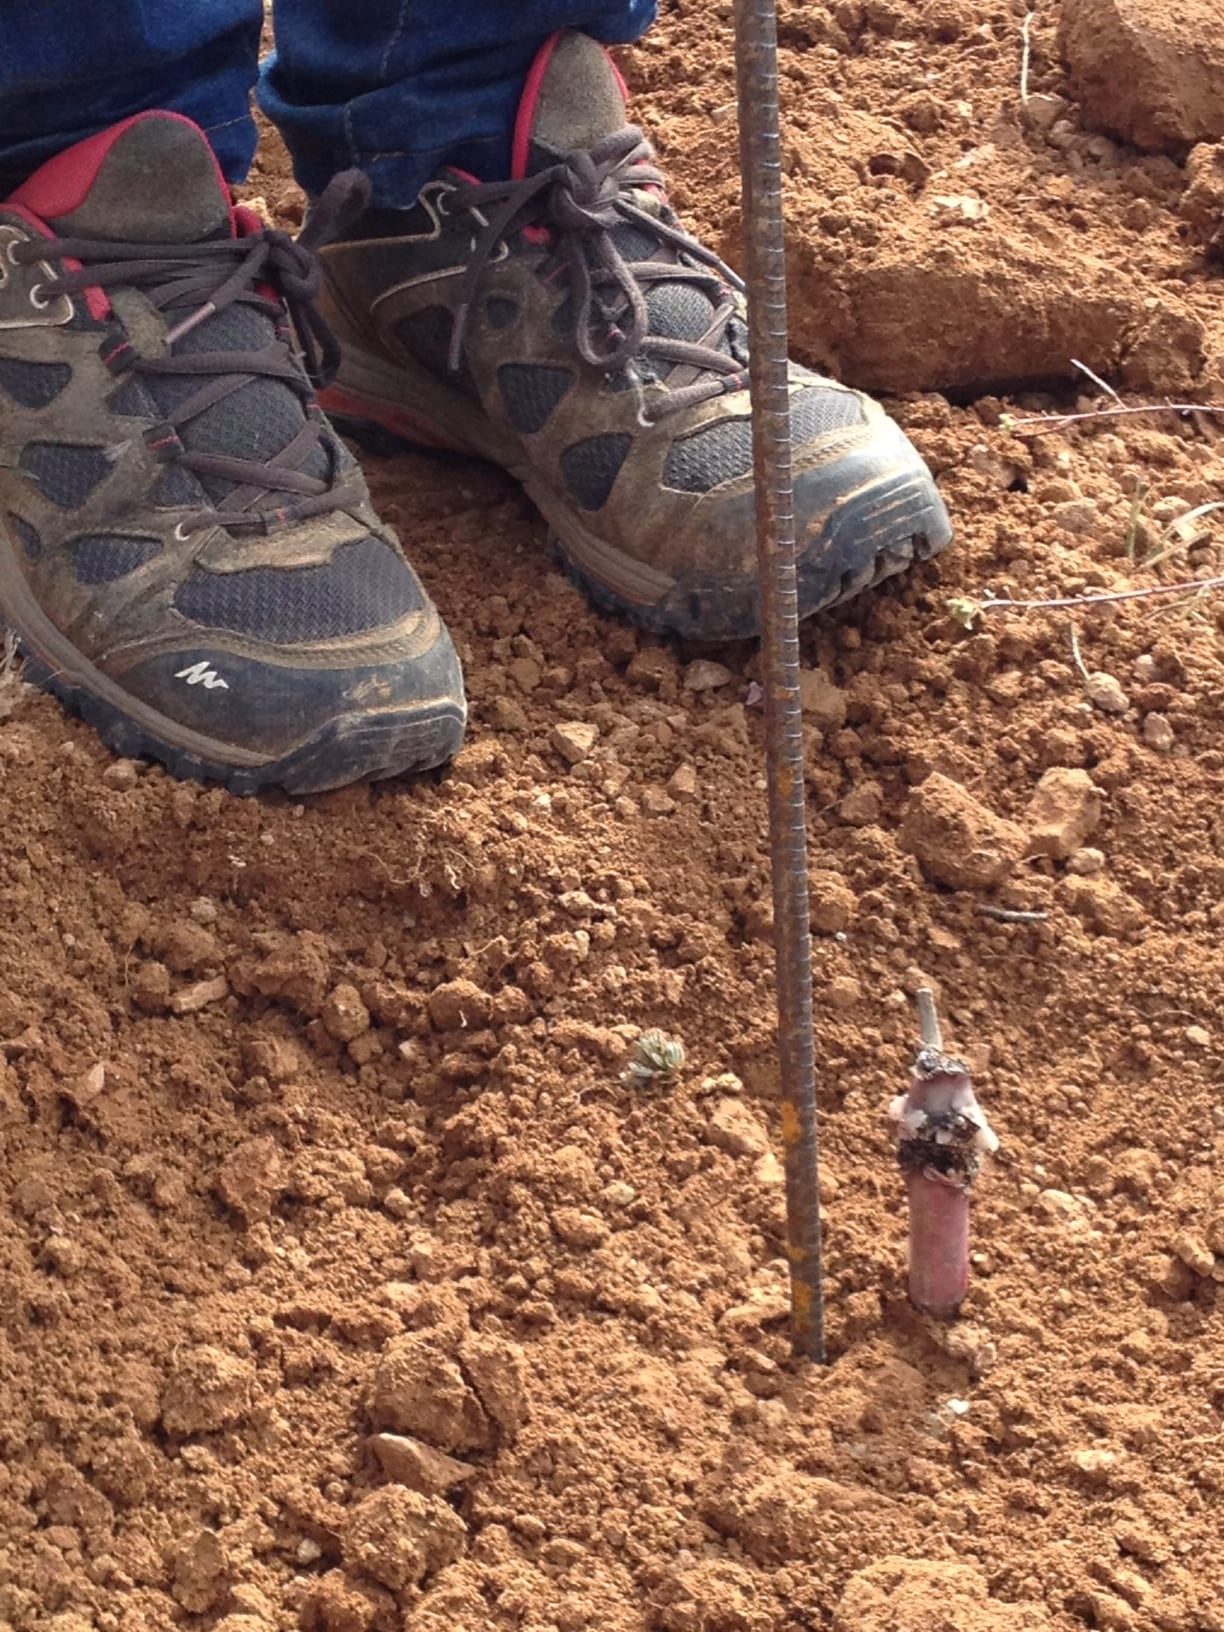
[175,661,229,690]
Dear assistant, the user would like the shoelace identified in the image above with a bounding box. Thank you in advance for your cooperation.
[447,128,750,421]
[13,171,370,535]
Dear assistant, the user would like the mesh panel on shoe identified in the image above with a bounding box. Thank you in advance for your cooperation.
[486,297,519,330]
[7,513,41,560]
[172,535,423,643]
[645,285,717,345]
[662,386,864,494]
[498,364,573,434]
[559,433,631,511]
[0,356,72,408]
[19,442,113,507]
[71,533,161,585]
[109,377,158,417]
[144,306,330,505]
[152,465,208,507]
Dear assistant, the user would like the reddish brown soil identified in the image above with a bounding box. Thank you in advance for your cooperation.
[3,3,1224,1631]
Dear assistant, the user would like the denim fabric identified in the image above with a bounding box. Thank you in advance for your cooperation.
[0,1,656,203]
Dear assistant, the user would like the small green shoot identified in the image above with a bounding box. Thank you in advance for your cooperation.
[948,596,983,630]
[623,1029,685,1086]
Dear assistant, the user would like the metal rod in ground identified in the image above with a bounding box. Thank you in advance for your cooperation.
[733,0,825,1364]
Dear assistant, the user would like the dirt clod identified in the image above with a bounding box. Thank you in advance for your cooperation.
[342,1485,467,1591]
[1026,768,1103,860]
[160,1346,257,1436]
[900,773,1026,889]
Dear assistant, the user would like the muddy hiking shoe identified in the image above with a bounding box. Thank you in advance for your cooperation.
[318,30,952,643]
[0,112,466,794]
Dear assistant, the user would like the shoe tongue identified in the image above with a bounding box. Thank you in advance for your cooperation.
[516,32,629,178]
[13,112,233,243]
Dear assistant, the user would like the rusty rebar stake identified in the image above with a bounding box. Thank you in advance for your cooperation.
[733,0,825,1363]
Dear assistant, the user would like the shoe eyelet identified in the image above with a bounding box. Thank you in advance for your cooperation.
[5,239,22,267]
[437,191,453,217]
[173,521,192,543]
[28,283,49,310]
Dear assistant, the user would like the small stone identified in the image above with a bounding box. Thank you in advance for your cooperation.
[1142,712,1175,751]
[1172,1230,1215,1277]
[551,720,599,764]
[667,763,699,803]
[296,1538,323,1564]
[1070,1447,1118,1481]
[1023,91,1068,130]
[683,659,734,692]
[369,1433,476,1495]
[382,1186,413,1220]
[428,978,491,1031]
[930,192,989,224]
[1185,1024,1211,1048]
[342,1486,466,1591]
[1026,767,1103,860]
[40,1234,84,1276]
[1066,846,1105,875]
[102,758,140,791]
[1085,671,1129,714]
[509,655,541,691]
[551,1206,610,1249]
[169,975,229,1015]
[706,1097,769,1159]
[1036,1188,1085,1220]
[320,983,370,1042]
[900,773,1027,890]
[641,785,677,816]
[828,975,862,1010]
[798,669,847,729]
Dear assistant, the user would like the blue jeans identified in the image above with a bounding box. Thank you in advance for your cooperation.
[0,0,656,205]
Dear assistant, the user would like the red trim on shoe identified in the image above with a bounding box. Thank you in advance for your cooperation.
[0,200,111,320]
[10,110,237,235]
[512,31,565,180]
[317,383,472,454]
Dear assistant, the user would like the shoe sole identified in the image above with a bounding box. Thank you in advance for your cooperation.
[322,381,953,643]
[0,531,465,796]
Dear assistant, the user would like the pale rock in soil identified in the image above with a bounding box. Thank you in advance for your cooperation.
[1066,846,1105,875]
[839,780,883,826]
[798,668,847,729]
[668,763,699,803]
[342,1485,467,1591]
[1026,767,1103,860]
[1142,712,1175,751]
[682,658,733,692]
[706,1097,770,1159]
[1060,0,1224,153]
[168,975,229,1014]
[1085,671,1129,715]
[551,720,599,764]
[369,1432,476,1495]
[836,1557,1054,1631]
[369,1332,489,1451]
[828,974,862,1010]
[320,982,370,1042]
[551,1205,610,1249]
[161,1346,257,1436]
[900,773,1027,890]
[1022,92,1068,131]
[1172,1231,1215,1278]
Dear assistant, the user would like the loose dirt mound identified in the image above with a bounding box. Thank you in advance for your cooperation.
[3,3,1224,1631]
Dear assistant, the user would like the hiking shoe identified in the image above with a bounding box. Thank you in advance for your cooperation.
[0,112,465,794]
[316,31,952,643]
